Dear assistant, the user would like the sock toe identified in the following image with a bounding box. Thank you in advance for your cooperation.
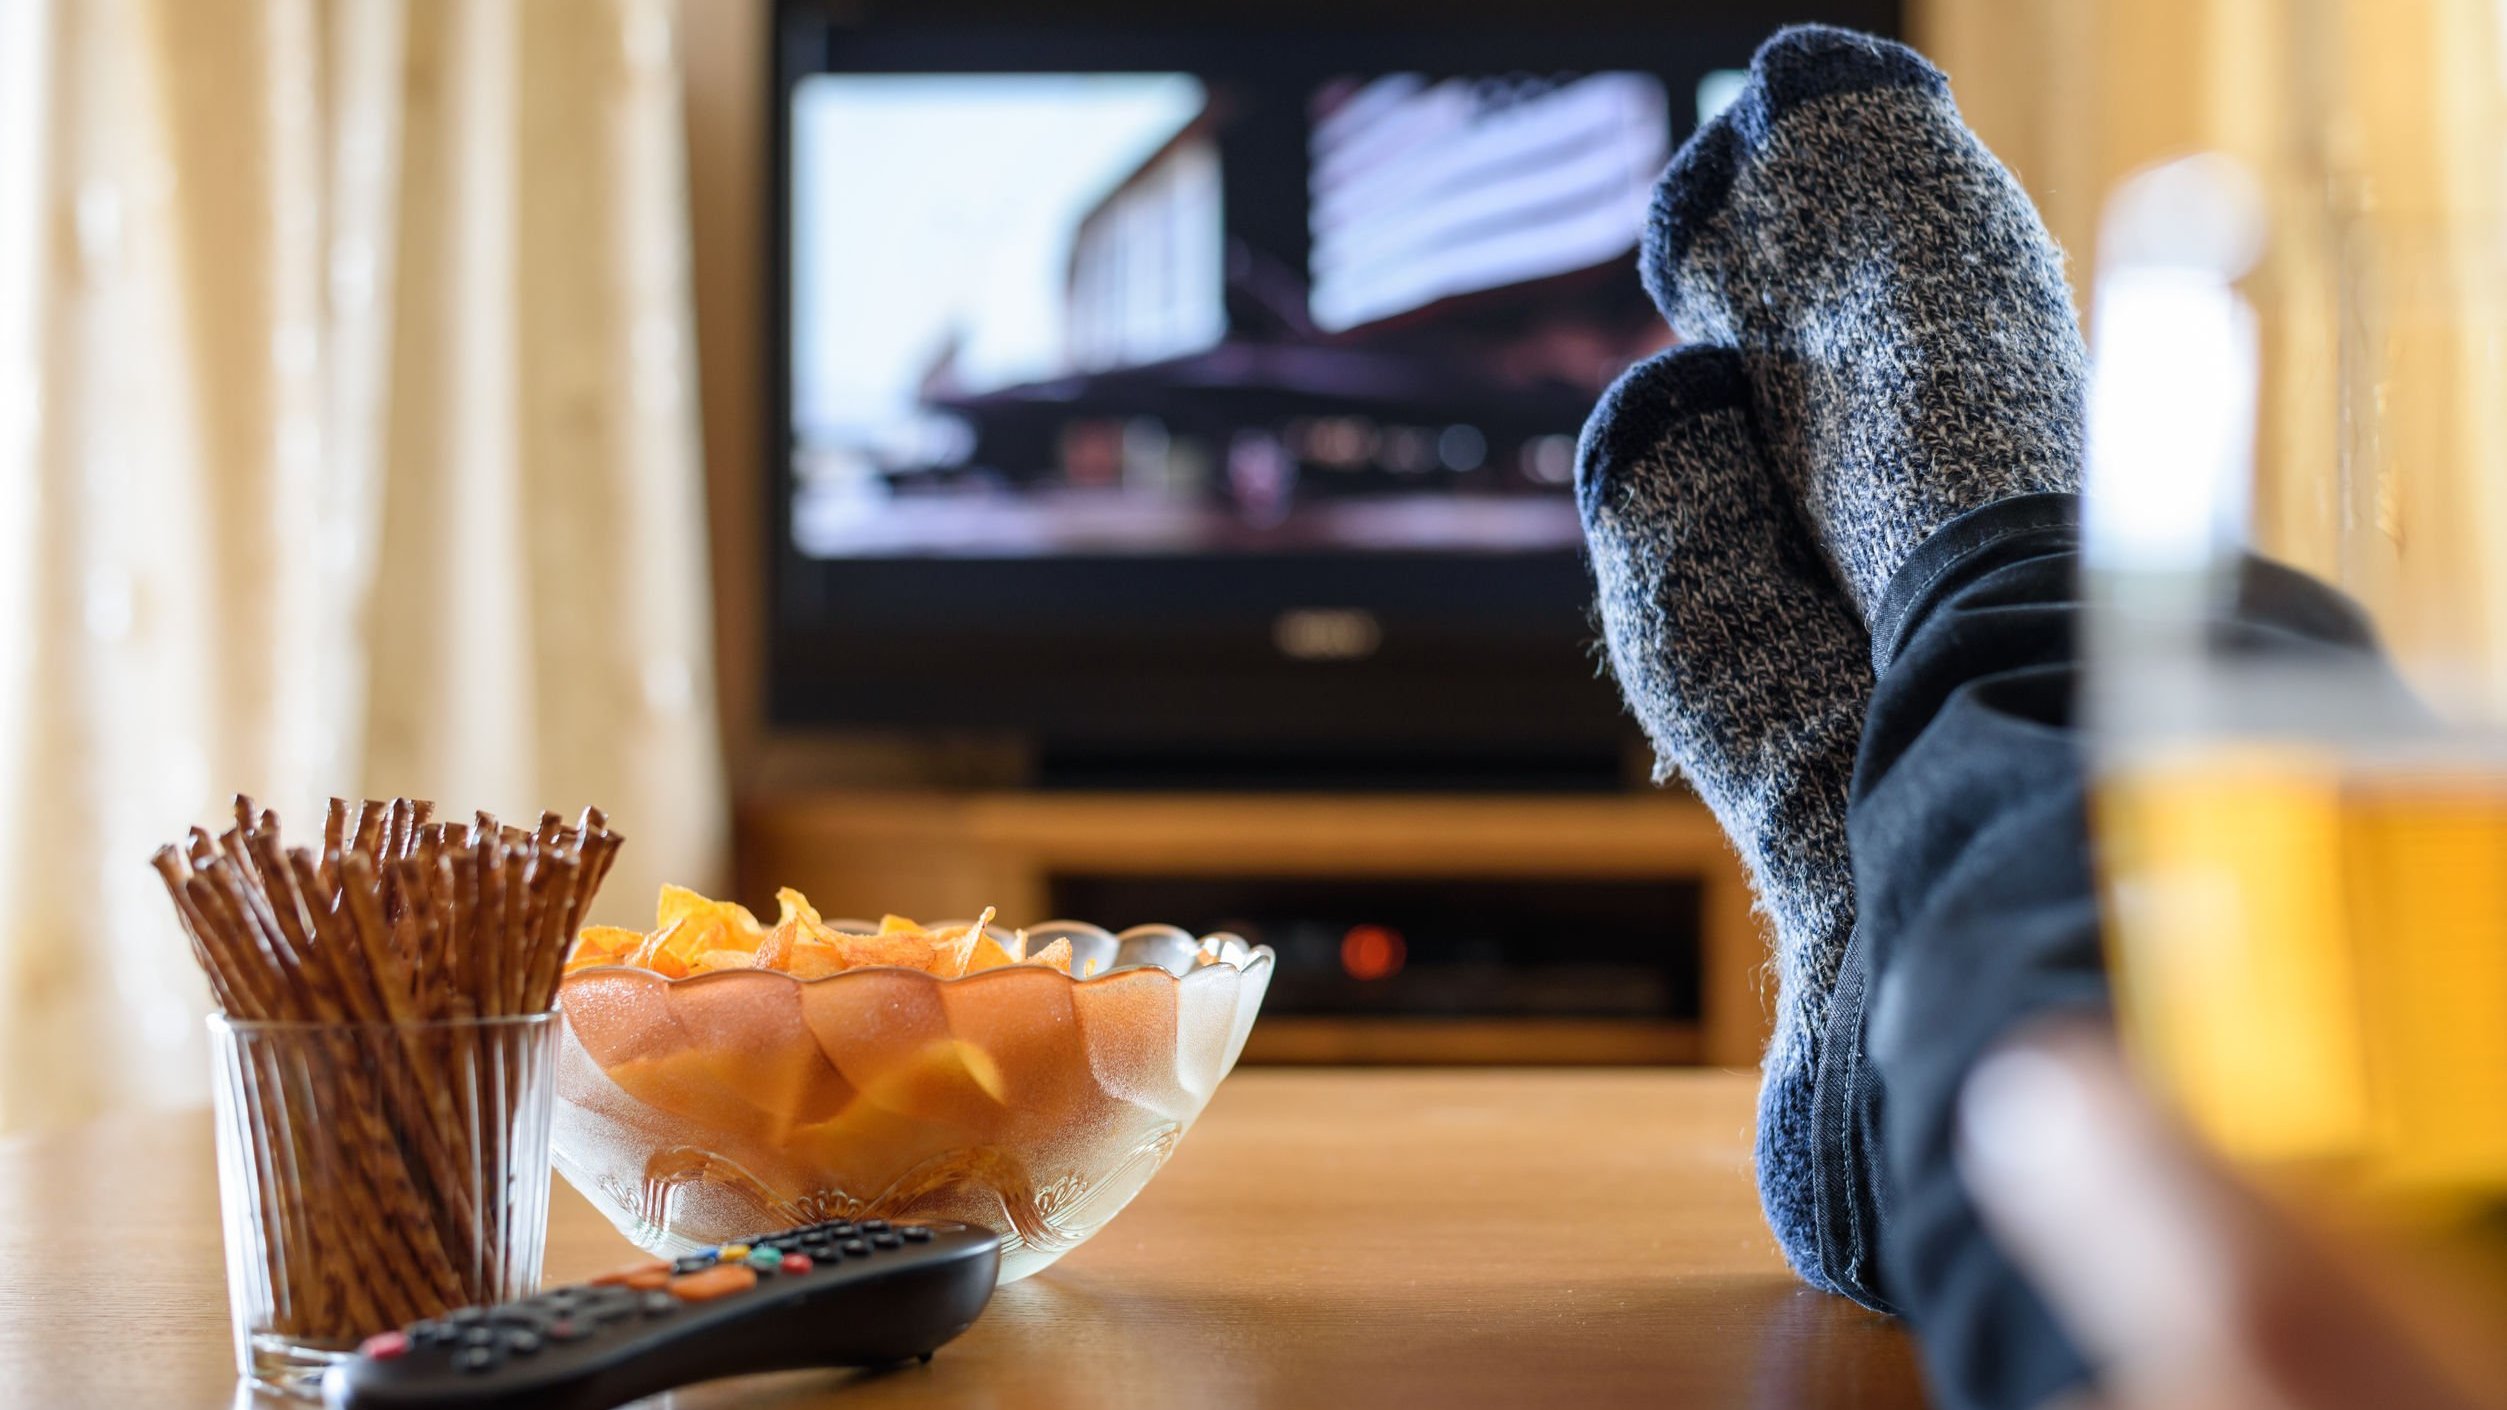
[1746,23,1948,125]
[1638,117,1744,334]
[1575,345,1751,523]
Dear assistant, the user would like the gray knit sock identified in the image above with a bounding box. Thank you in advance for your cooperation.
[1640,25,2088,621]
[1578,344,1872,1295]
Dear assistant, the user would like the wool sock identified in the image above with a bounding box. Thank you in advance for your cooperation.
[1640,25,2088,621]
[1578,344,1872,1294]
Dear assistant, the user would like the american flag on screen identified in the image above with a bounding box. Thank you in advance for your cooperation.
[1308,72,1670,333]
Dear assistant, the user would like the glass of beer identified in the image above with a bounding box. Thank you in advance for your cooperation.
[2082,137,2507,1247]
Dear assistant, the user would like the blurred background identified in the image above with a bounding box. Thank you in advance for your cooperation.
[2,0,2501,1136]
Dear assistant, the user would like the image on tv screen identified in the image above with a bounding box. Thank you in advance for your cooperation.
[789,69,1676,558]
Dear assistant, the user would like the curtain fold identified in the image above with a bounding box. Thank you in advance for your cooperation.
[0,0,726,1133]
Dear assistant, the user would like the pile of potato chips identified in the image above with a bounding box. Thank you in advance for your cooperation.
[566,885,1077,980]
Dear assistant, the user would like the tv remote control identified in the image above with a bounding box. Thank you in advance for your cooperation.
[322,1219,1000,1409]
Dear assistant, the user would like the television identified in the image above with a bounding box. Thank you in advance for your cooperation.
[767,1,1899,787]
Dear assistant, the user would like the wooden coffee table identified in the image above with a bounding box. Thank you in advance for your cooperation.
[0,1069,1925,1407]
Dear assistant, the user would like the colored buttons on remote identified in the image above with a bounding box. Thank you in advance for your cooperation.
[358,1332,410,1362]
[780,1253,812,1275]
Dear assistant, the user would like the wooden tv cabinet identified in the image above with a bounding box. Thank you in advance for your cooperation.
[737,791,1772,1068]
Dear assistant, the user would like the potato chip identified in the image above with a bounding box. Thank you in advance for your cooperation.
[656,883,764,958]
[685,949,757,976]
[657,884,757,933]
[566,924,645,974]
[877,913,923,935]
[755,887,843,972]
[1022,937,1073,975]
[624,917,708,979]
[832,931,947,972]
[965,932,1019,973]
[927,907,996,979]
[778,937,853,980]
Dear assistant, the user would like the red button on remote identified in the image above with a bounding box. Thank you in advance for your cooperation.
[780,1253,812,1275]
[359,1331,411,1361]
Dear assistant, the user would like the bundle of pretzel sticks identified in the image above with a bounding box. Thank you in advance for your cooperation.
[151,795,621,1342]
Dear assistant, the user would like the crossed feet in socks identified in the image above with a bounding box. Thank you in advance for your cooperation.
[1576,25,2086,1296]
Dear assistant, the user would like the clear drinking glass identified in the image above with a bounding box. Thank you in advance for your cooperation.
[2083,46,2507,1249]
[207,1012,560,1397]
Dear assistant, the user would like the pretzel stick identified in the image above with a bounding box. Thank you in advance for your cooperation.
[474,834,507,1020]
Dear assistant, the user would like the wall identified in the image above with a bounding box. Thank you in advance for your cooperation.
[1918,0,2507,708]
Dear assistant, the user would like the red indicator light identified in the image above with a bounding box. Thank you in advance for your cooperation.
[1340,924,1406,982]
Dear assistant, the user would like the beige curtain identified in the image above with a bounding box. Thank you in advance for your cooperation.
[0,0,726,1132]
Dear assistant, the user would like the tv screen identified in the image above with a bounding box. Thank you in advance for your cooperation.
[789,70,1671,560]
[767,6,1898,776]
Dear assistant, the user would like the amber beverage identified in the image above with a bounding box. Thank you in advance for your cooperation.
[2097,746,2507,1222]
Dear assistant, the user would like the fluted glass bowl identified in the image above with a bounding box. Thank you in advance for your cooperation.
[550,922,1271,1281]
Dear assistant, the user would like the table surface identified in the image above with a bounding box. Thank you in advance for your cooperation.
[0,1069,1928,1409]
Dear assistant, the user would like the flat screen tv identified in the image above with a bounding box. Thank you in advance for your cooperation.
[768,1,1899,786]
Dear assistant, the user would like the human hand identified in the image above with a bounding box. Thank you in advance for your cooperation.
[1957,1020,2507,1410]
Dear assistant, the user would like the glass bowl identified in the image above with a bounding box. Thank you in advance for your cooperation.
[550,922,1272,1281]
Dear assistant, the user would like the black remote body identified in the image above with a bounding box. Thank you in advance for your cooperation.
[322,1219,1000,1410]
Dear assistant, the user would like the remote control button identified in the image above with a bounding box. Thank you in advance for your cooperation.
[590,1259,672,1287]
[902,1225,933,1242]
[859,1219,890,1233]
[825,1221,855,1237]
[406,1320,452,1345]
[546,1319,590,1344]
[640,1291,679,1317]
[667,1264,758,1302]
[448,1307,489,1327]
[461,1327,498,1348]
[872,1231,903,1250]
[504,1330,543,1357]
[455,1347,500,1374]
[841,1239,870,1257]
[672,1254,716,1274]
[746,1247,783,1272]
[358,1331,411,1362]
[718,1243,751,1260]
[780,1253,813,1275]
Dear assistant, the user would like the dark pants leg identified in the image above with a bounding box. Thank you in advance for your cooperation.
[1803,493,2391,1410]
